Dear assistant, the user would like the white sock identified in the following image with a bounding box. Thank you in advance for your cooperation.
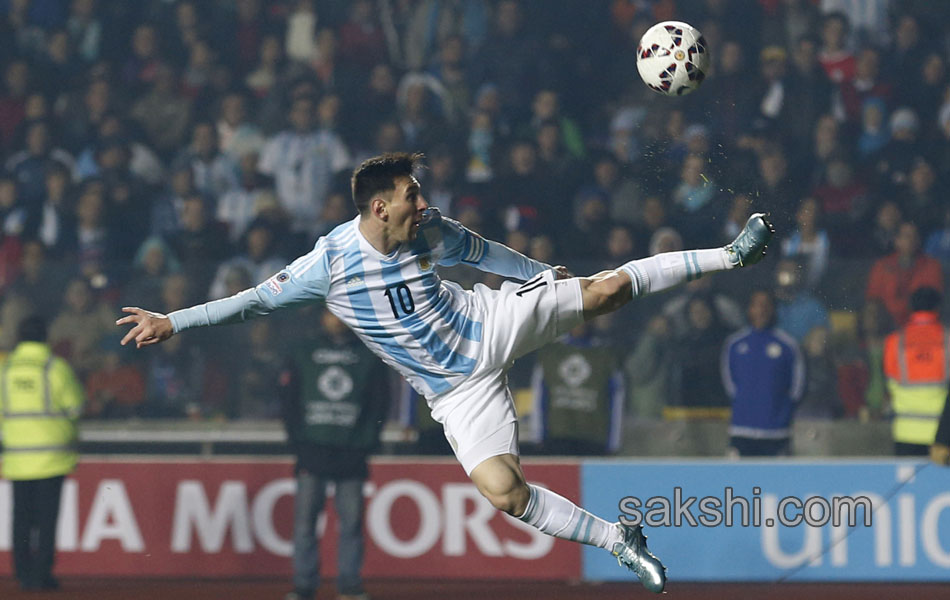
[620,248,732,299]
[517,484,623,549]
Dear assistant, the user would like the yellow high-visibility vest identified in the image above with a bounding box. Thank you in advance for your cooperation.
[0,342,84,480]
[884,313,949,445]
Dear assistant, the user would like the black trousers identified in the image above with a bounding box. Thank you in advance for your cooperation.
[12,475,64,587]
[730,436,791,457]
[894,442,931,456]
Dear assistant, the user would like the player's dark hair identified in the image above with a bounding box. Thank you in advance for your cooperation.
[17,315,47,343]
[911,286,941,313]
[350,152,423,215]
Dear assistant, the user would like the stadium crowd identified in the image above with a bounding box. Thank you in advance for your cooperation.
[0,0,949,435]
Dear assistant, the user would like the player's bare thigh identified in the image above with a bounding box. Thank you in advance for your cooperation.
[577,269,633,318]
[469,453,531,516]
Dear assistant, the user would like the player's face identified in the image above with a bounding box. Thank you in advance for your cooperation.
[747,291,775,330]
[387,175,428,243]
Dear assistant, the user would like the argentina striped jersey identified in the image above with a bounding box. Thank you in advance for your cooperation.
[168,208,551,397]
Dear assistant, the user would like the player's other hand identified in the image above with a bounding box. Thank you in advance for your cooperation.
[116,307,175,348]
[931,443,950,466]
[553,265,573,279]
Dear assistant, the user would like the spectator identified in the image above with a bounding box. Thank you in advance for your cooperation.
[783,35,833,157]
[868,199,902,257]
[837,47,892,125]
[722,290,805,457]
[208,218,286,300]
[22,164,74,258]
[859,298,894,419]
[258,95,351,236]
[673,153,723,246]
[866,221,943,325]
[121,24,162,95]
[395,72,451,152]
[817,11,855,84]
[781,197,830,288]
[5,120,75,204]
[245,33,285,99]
[889,15,926,99]
[66,0,102,64]
[85,337,146,419]
[0,240,67,350]
[668,295,731,419]
[0,61,31,150]
[473,0,545,115]
[75,113,166,187]
[924,206,950,265]
[429,35,472,121]
[906,53,946,137]
[857,97,889,161]
[624,314,676,420]
[130,64,193,159]
[228,318,282,419]
[48,276,115,378]
[796,326,843,419]
[122,236,180,310]
[876,107,921,192]
[216,151,271,243]
[174,120,239,199]
[338,0,387,71]
[167,193,231,287]
[811,153,869,253]
[897,158,941,238]
[141,333,212,419]
[662,276,744,339]
[216,92,264,162]
[704,39,752,144]
[774,258,830,343]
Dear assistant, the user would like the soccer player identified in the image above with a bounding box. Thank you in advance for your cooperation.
[118,153,773,593]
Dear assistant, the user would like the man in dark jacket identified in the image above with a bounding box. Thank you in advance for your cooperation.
[279,307,389,600]
[721,289,805,456]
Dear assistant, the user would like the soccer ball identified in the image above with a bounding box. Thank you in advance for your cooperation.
[636,21,709,96]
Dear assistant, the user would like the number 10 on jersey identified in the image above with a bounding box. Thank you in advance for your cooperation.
[383,284,415,318]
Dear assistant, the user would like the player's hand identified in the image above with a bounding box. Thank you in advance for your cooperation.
[552,265,573,280]
[116,307,175,348]
[931,443,950,466]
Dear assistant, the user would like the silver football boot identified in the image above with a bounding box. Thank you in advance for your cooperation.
[724,213,774,267]
[611,523,667,593]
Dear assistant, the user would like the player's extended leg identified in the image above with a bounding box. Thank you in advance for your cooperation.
[469,453,666,593]
[579,213,773,319]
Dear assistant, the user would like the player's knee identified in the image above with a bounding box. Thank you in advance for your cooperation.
[483,482,530,516]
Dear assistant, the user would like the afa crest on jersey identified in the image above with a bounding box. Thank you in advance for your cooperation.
[418,255,432,271]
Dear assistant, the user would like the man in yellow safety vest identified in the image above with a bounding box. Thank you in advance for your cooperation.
[0,316,84,591]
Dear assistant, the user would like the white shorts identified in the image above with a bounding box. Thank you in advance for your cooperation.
[429,269,584,475]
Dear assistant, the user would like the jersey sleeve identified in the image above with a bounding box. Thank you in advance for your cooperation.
[437,215,551,281]
[169,243,331,333]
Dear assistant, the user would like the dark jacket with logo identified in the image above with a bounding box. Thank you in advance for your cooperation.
[278,330,389,478]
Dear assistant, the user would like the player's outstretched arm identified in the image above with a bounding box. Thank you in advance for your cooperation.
[116,307,174,348]
[116,248,331,347]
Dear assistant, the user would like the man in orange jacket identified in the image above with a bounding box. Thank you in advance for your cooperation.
[867,222,943,326]
[883,287,949,455]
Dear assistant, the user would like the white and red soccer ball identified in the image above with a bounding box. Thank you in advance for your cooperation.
[636,21,710,96]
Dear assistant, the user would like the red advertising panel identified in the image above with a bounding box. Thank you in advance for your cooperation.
[0,458,580,580]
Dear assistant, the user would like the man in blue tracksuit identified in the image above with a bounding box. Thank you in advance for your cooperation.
[721,289,805,456]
